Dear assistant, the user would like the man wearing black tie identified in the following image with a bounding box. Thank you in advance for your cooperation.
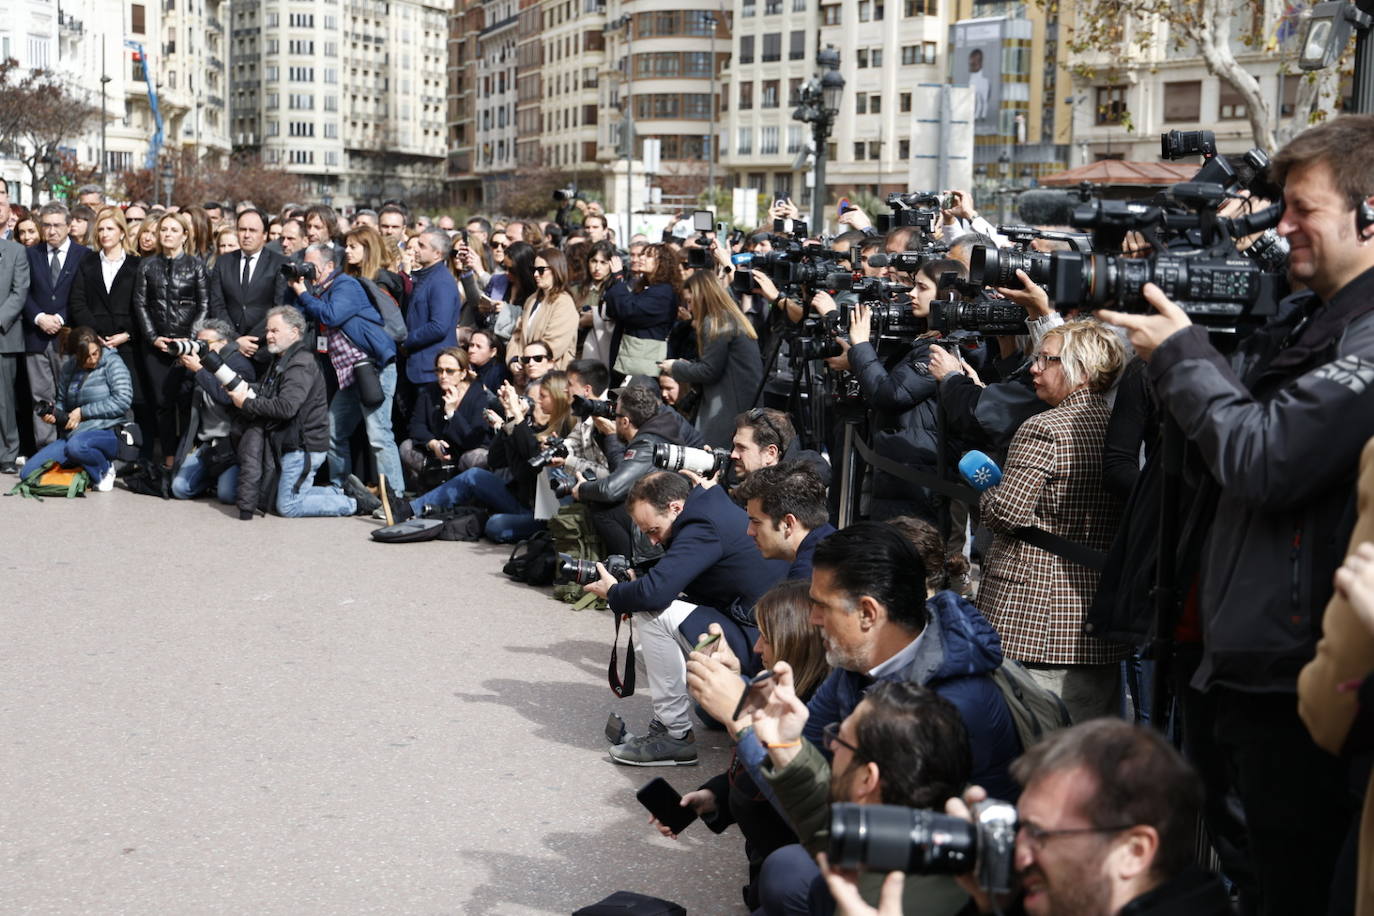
[208,208,286,368]
[23,203,88,447]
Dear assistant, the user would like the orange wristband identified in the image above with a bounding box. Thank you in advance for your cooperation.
[762,739,801,749]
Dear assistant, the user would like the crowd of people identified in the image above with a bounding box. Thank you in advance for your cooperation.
[4,115,1374,916]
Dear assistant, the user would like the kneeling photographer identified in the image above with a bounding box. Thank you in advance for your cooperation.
[169,318,255,503]
[845,258,969,523]
[581,470,787,766]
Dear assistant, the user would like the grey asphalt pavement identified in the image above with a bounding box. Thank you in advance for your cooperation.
[0,487,747,914]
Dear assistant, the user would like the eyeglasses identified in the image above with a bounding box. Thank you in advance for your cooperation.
[1031,353,1064,369]
[435,366,464,375]
[519,354,549,364]
[747,407,788,451]
[41,221,67,231]
[532,265,549,275]
[1017,821,1134,851]
[821,721,863,758]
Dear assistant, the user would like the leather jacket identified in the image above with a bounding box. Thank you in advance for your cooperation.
[133,253,210,342]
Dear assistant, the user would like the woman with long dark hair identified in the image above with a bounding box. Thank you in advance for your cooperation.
[577,240,617,365]
[659,270,762,449]
[132,211,209,465]
[400,345,494,485]
[604,242,680,379]
[510,247,579,370]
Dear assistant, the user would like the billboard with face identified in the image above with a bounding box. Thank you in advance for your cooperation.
[950,18,1005,134]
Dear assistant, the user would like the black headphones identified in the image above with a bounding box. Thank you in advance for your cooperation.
[1359,198,1374,237]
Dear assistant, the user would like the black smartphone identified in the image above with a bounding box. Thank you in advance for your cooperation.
[636,777,697,834]
[732,668,776,721]
[605,711,627,745]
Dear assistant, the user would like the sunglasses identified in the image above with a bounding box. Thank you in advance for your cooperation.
[519,354,549,364]
[491,241,507,249]
[435,366,465,375]
[532,265,549,275]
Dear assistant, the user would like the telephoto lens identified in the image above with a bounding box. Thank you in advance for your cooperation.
[554,553,634,585]
[652,442,729,478]
[164,338,206,358]
[571,394,615,420]
[201,349,256,400]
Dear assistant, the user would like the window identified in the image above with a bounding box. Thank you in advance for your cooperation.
[822,4,840,25]
[288,66,314,81]
[289,121,315,137]
[738,127,753,155]
[871,48,883,67]
[787,125,802,153]
[1163,80,1201,122]
[790,30,805,60]
[325,68,338,84]
[854,141,866,160]
[762,80,779,108]
[288,149,314,164]
[761,125,779,154]
[265,65,279,81]
[774,173,792,197]
[900,91,911,112]
[742,0,755,16]
[131,3,146,33]
[765,0,782,12]
[685,51,712,77]
[1095,85,1127,125]
[762,33,781,62]
[874,1,884,19]
[870,94,881,114]
[869,140,881,158]
[858,0,871,20]
[288,39,315,55]
[789,78,803,104]
[899,139,910,158]
[856,49,868,68]
[1218,81,1248,120]
[855,93,867,115]
[904,0,935,13]
[324,122,338,138]
[288,13,314,27]
[325,151,339,166]
[324,95,338,112]
[739,81,753,109]
[793,0,807,10]
[289,93,315,110]
[739,35,754,64]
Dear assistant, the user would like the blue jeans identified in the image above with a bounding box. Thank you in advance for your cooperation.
[328,361,405,496]
[411,467,539,542]
[28,428,119,481]
[171,443,239,503]
[276,450,355,517]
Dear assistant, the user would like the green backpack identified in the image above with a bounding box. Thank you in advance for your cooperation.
[989,658,1074,752]
[7,460,91,500]
[547,502,607,608]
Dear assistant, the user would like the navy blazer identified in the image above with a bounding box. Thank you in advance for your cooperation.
[23,242,88,353]
[608,483,788,619]
[403,262,460,385]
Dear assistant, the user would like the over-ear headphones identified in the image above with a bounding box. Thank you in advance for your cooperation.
[1358,198,1374,237]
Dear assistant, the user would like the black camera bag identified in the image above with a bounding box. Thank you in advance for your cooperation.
[573,891,685,915]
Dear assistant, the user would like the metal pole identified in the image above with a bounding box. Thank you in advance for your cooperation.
[708,14,716,200]
[100,41,108,181]
[812,119,826,236]
[625,16,634,242]
[1355,14,1374,114]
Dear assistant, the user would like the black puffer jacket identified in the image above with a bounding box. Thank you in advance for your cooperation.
[847,336,947,501]
[133,253,210,341]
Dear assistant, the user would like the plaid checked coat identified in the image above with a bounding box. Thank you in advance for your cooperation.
[975,387,1127,665]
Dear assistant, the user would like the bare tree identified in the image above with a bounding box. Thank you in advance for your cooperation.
[0,68,101,205]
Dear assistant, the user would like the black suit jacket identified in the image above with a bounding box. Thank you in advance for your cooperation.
[23,242,88,352]
[209,248,287,356]
[69,251,141,341]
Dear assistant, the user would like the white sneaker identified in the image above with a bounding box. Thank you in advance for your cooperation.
[96,467,116,492]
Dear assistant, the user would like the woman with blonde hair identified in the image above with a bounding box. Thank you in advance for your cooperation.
[657,269,762,449]
[976,318,1128,723]
[132,218,160,255]
[209,224,239,269]
[69,206,143,404]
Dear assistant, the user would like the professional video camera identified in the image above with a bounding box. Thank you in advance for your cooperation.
[829,800,1020,896]
[875,191,945,235]
[280,261,317,283]
[730,246,851,295]
[571,394,615,420]
[652,442,730,478]
[555,552,635,586]
[528,436,569,469]
[685,210,718,270]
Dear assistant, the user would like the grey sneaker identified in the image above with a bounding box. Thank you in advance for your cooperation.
[609,721,697,766]
[343,474,381,515]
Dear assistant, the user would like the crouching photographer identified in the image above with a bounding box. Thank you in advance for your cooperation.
[821,719,1228,916]
[581,470,787,766]
[169,318,256,503]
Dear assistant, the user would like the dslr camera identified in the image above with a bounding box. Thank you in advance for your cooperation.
[529,435,570,469]
[571,394,616,421]
[652,442,730,478]
[34,399,69,428]
[829,799,1020,895]
[556,553,634,586]
[280,261,318,283]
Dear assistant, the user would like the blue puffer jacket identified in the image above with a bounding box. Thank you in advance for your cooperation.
[802,590,1023,801]
[57,347,134,433]
[294,272,397,365]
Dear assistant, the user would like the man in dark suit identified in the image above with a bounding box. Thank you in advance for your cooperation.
[208,207,286,369]
[23,202,87,447]
[0,226,31,472]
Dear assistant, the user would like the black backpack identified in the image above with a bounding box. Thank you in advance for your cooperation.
[357,276,408,344]
[502,530,559,585]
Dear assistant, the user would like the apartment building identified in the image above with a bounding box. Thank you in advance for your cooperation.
[537,0,608,186]
[230,0,447,210]
[472,0,519,200]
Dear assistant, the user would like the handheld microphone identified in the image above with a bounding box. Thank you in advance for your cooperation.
[959,450,1002,491]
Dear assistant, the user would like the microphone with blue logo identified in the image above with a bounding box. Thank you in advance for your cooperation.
[959,450,1003,492]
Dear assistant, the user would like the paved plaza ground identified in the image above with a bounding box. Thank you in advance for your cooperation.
[1,487,744,914]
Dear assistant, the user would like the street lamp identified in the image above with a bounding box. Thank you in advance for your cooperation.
[1299,1,1371,71]
[604,14,634,241]
[791,46,843,230]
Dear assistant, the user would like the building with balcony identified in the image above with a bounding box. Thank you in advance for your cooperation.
[473,0,519,200]
[537,0,608,186]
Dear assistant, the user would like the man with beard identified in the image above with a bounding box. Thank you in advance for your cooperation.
[884,719,1227,916]
[803,522,1021,801]
[748,678,974,916]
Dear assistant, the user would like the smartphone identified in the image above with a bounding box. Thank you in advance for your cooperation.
[942,192,958,210]
[692,209,714,232]
[693,631,721,653]
[838,197,853,217]
[715,220,729,235]
[636,777,698,834]
[732,668,776,721]
[773,199,786,210]
[605,711,627,745]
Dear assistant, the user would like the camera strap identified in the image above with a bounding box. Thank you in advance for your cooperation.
[609,612,636,698]
[850,433,1108,572]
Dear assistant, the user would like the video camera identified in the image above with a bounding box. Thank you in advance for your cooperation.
[685,210,718,270]
[829,800,1020,896]
[875,191,945,236]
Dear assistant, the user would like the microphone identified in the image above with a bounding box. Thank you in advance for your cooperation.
[958,450,1003,492]
[1016,190,1079,228]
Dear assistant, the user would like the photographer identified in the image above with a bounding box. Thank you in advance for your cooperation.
[731,407,831,489]
[574,383,697,557]
[289,242,405,501]
[564,357,612,480]
[582,470,787,766]
[603,243,680,379]
[1098,115,1374,912]
[169,318,254,503]
[658,270,763,449]
[748,675,974,916]
[845,258,969,522]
